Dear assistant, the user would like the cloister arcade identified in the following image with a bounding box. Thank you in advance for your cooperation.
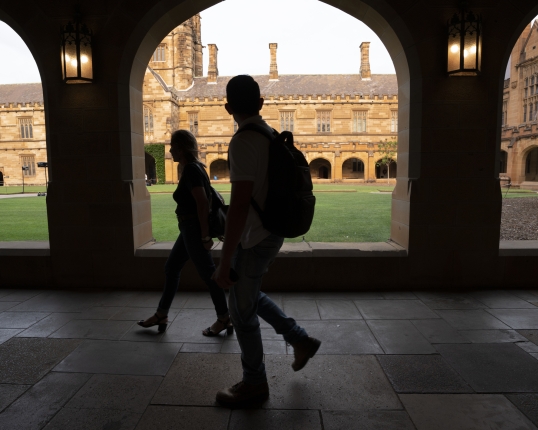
[1,0,537,290]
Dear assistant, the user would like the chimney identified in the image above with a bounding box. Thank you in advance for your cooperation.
[269,43,278,80]
[208,44,218,84]
[360,42,371,81]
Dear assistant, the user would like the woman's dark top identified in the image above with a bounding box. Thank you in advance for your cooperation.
[173,161,208,217]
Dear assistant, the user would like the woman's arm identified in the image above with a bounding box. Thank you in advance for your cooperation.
[191,186,212,250]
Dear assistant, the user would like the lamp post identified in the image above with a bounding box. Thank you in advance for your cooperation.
[61,8,93,83]
[21,165,29,194]
[37,162,48,196]
[447,1,482,76]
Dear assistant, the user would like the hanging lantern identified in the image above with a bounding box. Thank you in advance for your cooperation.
[447,2,481,76]
[60,17,93,83]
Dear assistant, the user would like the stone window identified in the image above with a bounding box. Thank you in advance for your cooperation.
[352,111,367,133]
[525,87,528,98]
[390,111,398,133]
[525,77,529,87]
[153,44,166,62]
[189,113,198,135]
[317,111,331,133]
[532,85,535,96]
[531,103,534,122]
[502,101,507,126]
[532,76,535,86]
[280,111,294,132]
[18,118,33,139]
[21,155,35,176]
[524,104,527,123]
[143,106,153,136]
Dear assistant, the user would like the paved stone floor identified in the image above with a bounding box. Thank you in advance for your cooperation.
[1,289,538,429]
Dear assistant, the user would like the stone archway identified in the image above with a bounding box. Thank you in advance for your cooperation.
[375,159,397,180]
[342,158,365,179]
[499,150,508,174]
[525,147,538,181]
[144,152,157,185]
[210,159,229,180]
[309,158,332,180]
[0,170,3,186]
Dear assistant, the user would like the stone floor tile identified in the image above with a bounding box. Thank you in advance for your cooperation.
[0,372,91,430]
[317,300,362,320]
[511,290,538,302]
[161,309,227,344]
[354,300,439,320]
[486,309,538,329]
[89,291,141,307]
[382,292,417,299]
[414,292,486,310]
[436,343,538,392]
[76,306,123,320]
[65,374,162,413]
[230,409,321,430]
[151,353,242,405]
[183,292,221,309]
[435,309,510,330]
[180,343,222,353]
[339,292,386,300]
[135,406,229,430]
[119,323,167,342]
[296,320,384,354]
[264,355,401,410]
[400,394,537,430]
[54,340,182,376]
[15,313,79,338]
[124,291,180,309]
[0,302,22,311]
[0,329,23,345]
[471,290,537,309]
[49,319,135,340]
[44,408,141,430]
[367,320,436,354]
[0,338,82,384]
[111,307,179,322]
[518,330,538,346]
[283,300,320,320]
[507,394,538,427]
[0,290,43,302]
[531,353,538,361]
[322,410,415,430]
[8,291,101,312]
[411,319,470,343]
[517,341,538,353]
[459,329,527,343]
[0,384,30,413]
[260,328,284,340]
[377,355,472,393]
[220,339,286,355]
[0,311,50,329]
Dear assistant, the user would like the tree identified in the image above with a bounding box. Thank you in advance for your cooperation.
[376,140,397,184]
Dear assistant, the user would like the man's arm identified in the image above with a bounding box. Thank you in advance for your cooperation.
[212,180,253,288]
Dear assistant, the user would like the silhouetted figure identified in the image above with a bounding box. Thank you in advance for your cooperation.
[138,130,232,337]
[213,75,320,408]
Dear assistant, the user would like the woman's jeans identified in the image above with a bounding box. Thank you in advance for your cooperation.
[157,219,228,317]
[229,233,308,385]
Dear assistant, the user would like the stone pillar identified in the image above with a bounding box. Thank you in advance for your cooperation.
[208,44,218,84]
[269,43,278,80]
[175,21,195,90]
[360,42,371,81]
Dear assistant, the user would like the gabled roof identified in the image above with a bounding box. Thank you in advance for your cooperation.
[173,74,398,100]
[0,83,43,104]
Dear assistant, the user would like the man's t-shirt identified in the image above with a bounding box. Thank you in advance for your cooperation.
[173,161,206,217]
[229,115,272,248]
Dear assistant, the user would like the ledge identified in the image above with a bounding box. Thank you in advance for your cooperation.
[135,240,407,258]
[0,241,50,256]
[499,240,538,256]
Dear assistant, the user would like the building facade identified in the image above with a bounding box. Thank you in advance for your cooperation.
[501,21,538,190]
[142,17,399,184]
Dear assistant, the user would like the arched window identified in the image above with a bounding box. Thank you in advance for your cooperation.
[143,105,154,137]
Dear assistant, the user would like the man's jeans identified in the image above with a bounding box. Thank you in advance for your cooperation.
[157,219,228,317]
[229,233,308,384]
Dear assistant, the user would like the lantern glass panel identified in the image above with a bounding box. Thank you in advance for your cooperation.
[463,32,477,70]
[79,42,93,81]
[63,39,78,79]
[447,35,461,73]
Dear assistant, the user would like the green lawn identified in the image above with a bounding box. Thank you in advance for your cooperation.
[1,184,536,242]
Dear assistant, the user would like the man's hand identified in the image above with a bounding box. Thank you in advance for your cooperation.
[202,239,214,251]
[212,263,235,289]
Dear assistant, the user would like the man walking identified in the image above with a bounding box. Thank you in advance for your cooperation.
[213,75,321,408]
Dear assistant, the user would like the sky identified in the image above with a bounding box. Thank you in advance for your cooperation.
[0,0,396,84]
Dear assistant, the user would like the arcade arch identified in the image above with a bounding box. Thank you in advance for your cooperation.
[375,159,397,181]
[309,158,332,180]
[144,152,157,185]
[342,157,365,180]
[210,159,229,180]
[525,147,538,181]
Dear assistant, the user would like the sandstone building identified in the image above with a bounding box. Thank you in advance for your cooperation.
[142,15,399,184]
[501,20,538,190]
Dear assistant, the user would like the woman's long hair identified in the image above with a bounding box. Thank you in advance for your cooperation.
[171,130,206,166]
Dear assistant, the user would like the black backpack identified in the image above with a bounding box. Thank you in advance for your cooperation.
[234,124,316,238]
[194,163,228,238]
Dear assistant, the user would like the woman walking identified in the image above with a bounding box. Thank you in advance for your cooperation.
[138,130,232,337]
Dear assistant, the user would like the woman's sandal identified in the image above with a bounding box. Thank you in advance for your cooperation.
[202,317,233,337]
[137,313,168,333]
